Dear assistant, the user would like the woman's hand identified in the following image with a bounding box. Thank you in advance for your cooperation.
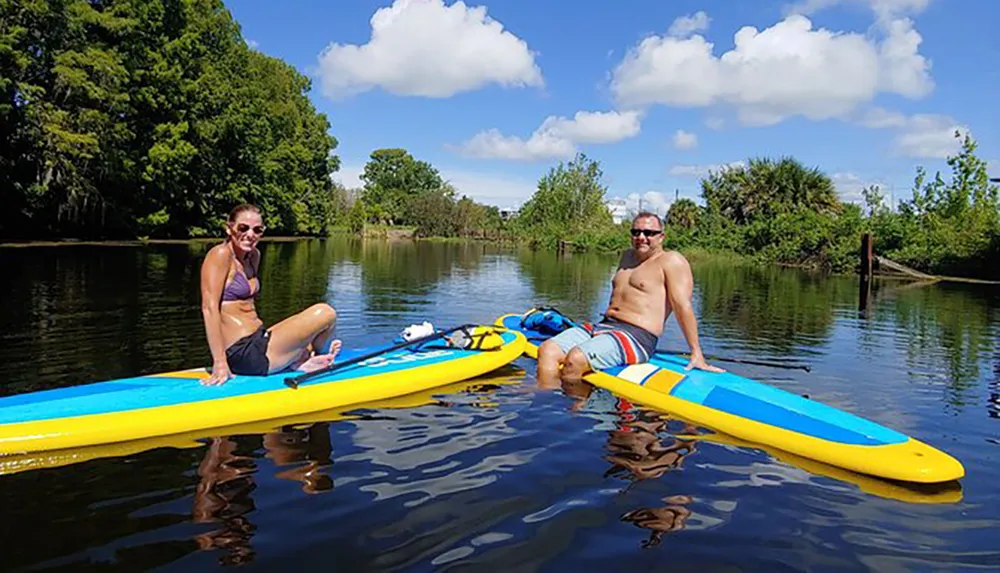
[203,361,234,386]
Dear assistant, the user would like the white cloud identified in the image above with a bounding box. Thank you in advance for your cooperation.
[457,129,575,161]
[608,13,933,126]
[668,162,745,177]
[891,114,969,159]
[785,0,932,19]
[832,172,885,203]
[333,163,535,209]
[672,129,698,150]
[855,106,908,128]
[854,107,969,159]
[877,18,933,98]
[455,110,642,161]
[667,11,711,38]
[705,116,725,130]
[315,0,543,99]
[441,169,537,209]
[623,191,673,218]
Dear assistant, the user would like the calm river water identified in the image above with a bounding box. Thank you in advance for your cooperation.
[1,237,998,571]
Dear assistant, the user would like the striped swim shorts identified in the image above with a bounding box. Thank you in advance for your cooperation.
[547,316,658,370]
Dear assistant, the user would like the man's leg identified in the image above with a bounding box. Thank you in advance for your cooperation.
[537,326,591,389]
[561,333,625,383]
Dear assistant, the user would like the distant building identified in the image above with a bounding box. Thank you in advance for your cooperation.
[606,197,629,224]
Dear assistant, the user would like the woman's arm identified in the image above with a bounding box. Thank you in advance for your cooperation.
[201,246,233,385]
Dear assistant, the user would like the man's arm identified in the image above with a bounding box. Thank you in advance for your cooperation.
[663,252,724,373]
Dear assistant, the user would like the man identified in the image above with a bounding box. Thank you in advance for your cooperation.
[537,211,723,386]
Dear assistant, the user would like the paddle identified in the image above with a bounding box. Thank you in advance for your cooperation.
[522,306,812,373]
[283,323,490,389]
[656,348,812,373]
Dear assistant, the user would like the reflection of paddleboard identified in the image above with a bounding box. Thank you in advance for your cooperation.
[0,367,525,476]
[676,428,963,504]
[0,325,525,456]
[496,309,964,484]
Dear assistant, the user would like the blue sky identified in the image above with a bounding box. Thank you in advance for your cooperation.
[228,0,999,214]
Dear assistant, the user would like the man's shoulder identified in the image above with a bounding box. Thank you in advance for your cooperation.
[657,250,690,271]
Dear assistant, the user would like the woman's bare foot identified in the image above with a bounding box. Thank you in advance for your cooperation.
[295,340,342,373]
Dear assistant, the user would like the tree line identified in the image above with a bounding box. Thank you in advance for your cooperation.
[3,0,997,280]
[344,134,1000,280]
[663,132,999,279]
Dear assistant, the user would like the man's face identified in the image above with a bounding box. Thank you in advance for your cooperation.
[630,216,664,256]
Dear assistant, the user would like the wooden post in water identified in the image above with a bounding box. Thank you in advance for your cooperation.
[859,233,873,313]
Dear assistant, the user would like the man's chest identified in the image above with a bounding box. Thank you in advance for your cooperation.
[614,262,665,293]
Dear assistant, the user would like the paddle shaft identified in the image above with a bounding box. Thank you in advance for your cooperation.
[525,308,812,373]
[658,348,811,372]
[283,323,478,389]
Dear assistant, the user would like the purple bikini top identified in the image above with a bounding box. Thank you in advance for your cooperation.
[222,268,259,302]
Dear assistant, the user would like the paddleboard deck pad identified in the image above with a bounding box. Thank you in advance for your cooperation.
[0,325,525,455]
[496,308,963,484]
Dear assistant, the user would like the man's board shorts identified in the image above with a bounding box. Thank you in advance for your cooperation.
[548,316,658,370]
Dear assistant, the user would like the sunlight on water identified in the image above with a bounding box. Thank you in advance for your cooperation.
[0,237,997,571]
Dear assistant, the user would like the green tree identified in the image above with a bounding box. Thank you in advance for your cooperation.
[512,153,615,249]
[701,157,840,225]
[360,148,443,226]
[872,132,1000,278]
[407,185,459,238]
[0,0,340,239]
[666,198,700,229]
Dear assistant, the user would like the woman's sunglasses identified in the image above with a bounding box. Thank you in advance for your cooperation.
[235,223,266,235]
[630,228,662,237]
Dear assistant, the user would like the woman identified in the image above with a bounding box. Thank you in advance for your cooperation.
[200,203,341,385]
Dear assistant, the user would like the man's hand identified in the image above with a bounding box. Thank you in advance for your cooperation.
[684,351,725,373]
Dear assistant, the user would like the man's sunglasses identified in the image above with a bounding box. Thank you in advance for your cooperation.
[235,223,266,235]
[630,228,662,237]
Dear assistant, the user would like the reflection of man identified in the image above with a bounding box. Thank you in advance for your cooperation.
[538,211,723,385]
[620,495,693,548]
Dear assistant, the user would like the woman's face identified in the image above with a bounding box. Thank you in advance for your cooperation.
[228,211,265,254]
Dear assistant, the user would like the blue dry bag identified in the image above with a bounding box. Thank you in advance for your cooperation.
[523,309,574,335]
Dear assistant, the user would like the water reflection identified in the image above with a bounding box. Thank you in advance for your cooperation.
[2,237,999,571]
[356,239,491,315]
[691,260,849,353]
[620,495,693,548]
[514,248,617,319]
[603,411,698,485]
[192,437,258,566]
[601,408,700,548]
[192,423,335,566]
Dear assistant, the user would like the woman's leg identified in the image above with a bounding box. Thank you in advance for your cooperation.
[265,303,341,373]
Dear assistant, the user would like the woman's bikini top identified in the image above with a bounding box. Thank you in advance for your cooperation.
[222,261,260,302]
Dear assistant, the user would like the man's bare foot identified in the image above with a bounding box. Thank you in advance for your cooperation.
[295,340,342,373]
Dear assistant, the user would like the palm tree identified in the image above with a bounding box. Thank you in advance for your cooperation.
[666,198,700,229]
[700,156,840,224]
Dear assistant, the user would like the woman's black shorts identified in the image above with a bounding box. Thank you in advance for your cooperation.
[225,326,271,376]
